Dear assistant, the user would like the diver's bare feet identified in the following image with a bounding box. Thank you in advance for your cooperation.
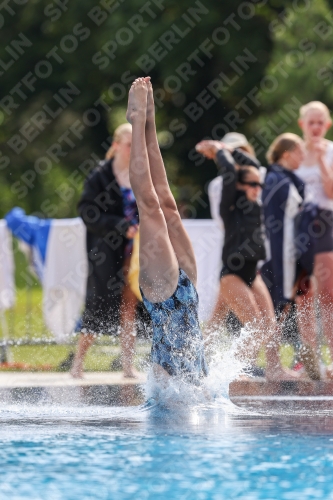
[126,77,148,124]
[145,78,155,124]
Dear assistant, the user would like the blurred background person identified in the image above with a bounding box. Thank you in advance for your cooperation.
[196,138,293,380]
[71,123,139,379]
[262,133,320,380]
[297,102,333,377]
[206,133,262,345]
[207,133,259,228]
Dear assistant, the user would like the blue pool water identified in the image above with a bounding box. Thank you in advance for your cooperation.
[1,402,333,499]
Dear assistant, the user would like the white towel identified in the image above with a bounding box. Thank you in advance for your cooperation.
[183,219,223,320]
[42,218,223,337]
[43,218,88,342]
[0,220,15,311]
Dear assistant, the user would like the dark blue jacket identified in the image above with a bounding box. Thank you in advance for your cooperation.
[261,164,305,311]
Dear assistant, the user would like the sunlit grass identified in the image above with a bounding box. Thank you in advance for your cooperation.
[0,286,150,371]
[1,248,331,372]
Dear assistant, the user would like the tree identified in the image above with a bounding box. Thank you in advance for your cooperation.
[250,0,333,162]
[0,0,290,218]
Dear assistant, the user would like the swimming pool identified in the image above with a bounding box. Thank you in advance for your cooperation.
[1,402,333,499]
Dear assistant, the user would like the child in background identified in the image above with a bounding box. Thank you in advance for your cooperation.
[262,133,320,380]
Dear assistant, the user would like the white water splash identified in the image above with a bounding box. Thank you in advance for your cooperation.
[143,324,256,411]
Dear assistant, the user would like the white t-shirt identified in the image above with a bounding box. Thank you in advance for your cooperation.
[297,140,333,211]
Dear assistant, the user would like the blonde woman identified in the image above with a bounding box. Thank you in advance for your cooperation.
[297,101,333,376]
[71,124,139,378]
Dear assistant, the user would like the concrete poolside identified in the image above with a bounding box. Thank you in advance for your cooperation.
[0,372,333,410]
[0,371,147,388]
[0,372,147,406]
[230,378,333,397]
[0,372,332,393]
[230,378,333,411]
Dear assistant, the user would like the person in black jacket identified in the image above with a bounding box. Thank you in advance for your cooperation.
[196,139,296,380]
[71,123,139,378]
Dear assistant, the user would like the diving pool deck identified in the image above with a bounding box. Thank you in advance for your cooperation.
[0,372,147,406]
[1,372,333,409]
[0,372,147,388]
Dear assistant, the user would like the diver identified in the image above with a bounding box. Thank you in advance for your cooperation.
[126,77,207,386]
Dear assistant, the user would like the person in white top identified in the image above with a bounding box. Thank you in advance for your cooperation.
[297,101,333,375]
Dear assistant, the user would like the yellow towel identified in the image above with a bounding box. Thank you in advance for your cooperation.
[128,232,141,301]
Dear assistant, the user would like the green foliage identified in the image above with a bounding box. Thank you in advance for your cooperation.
[2,0,333,216]
[0,0,282,218]
[2,1,333,368]
[251,0,333,161]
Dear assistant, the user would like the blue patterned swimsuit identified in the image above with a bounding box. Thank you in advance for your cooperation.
[141,269,208,385]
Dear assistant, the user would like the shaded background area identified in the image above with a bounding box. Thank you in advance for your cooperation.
[2,0,333,221]
[2,0,333,369]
